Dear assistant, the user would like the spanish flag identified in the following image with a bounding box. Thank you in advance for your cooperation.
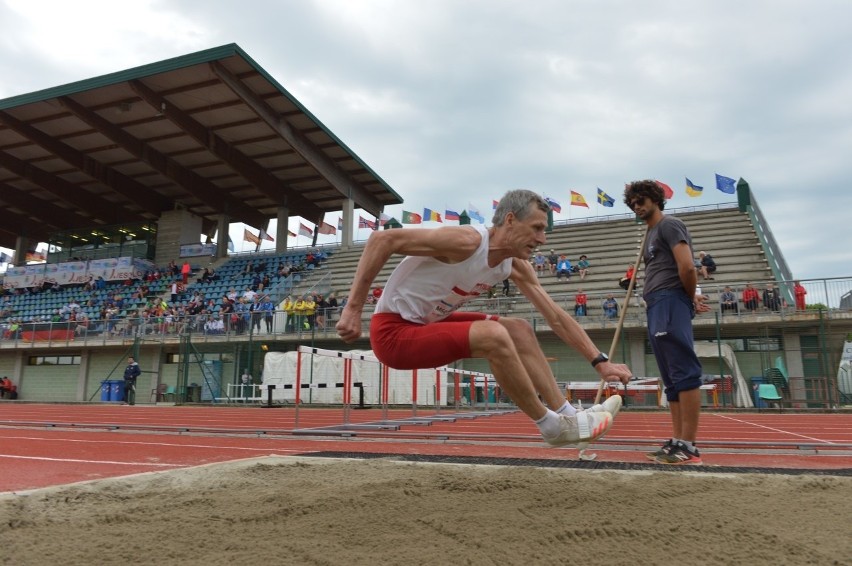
[570,191,589,208]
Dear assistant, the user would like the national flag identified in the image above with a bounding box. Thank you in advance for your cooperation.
[444,209,460,221]
[654,180,674,200]
[492,199,499,210]
[358,216,376,230]
[544,197,562,213]
[402,210,422,224]
[317,221,336,235]
[227,236,235,252]
[243,228,261,245]
[468,203,484,223]
[288,230,297,238]
[258,228,275,242]
[685,178,703,197]
[570,191,589,208]
[379,213,391,226]
[715,173,737,194]
[423,208,442,222]
[0,251,12,263]
[337,218,343,230]
[298,223,313,237]
[597,188,615,207]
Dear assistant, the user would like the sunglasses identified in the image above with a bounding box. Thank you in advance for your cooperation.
[628,197,647,209]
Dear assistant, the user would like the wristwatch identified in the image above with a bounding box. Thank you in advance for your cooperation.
[590,352,609,367]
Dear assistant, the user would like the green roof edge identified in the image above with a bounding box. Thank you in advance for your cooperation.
[0,43,403,203]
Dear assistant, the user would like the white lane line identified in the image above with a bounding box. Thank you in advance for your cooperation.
[713,413,837,445]
[0,454,181,467]
[1,434,306,453]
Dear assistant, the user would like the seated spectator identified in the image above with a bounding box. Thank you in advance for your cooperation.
[763,282,781,312]
[547,249,559,275]
[698,251,717,280]
[619,264,636,290]
[532,250,547,276]
[794,280,807,311]
[602,294,619,320]
[720,286,739,315]
[577,255,590,280]
[574,289,587,317]
[555,255,572,281]
[0,376,17,399]
[371,286,383,302]
[742,282,760,312]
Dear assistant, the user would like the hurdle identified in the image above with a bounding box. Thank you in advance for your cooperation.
[275,346,516,436]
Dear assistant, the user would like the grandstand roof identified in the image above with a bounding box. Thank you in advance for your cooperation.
[0,43,403,249]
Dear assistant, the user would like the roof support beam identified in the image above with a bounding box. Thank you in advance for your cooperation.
[127,80,324,220]
[0,150,134,224]
[0,210,51,242]
[0,182,93,229]
[56,95,267,229]
[0,110,173,215]
[210,61,384,217]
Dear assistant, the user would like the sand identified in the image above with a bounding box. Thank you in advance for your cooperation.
[1,457,850,566]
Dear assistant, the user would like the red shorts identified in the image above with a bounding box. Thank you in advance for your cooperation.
[370,312,499,370]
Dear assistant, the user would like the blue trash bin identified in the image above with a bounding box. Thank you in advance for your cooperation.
[110,380,125,402]
[750,377,766,408]
[100,380,111,402]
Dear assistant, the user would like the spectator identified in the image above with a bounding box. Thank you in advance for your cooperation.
[502,278,511,296]
[574,289,588,317]
[170,280,179,304]
[181,261,191,285]
[281,295,295,332]
[577,255,590,280]
[763,282,781,312]
[555,254,572,281]
[619,264,636,290]
[532,250,547,276]
[547,249,559,275]
[742,282,760,312]
[697,251,717,280]
[720,286,739,315]
[0,376,17,399]
[123,356,141,406]
[794,281,807,311]
[261,295,275,332]
[602,294,619,320]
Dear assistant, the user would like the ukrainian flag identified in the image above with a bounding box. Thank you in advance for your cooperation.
[685,178,703,197]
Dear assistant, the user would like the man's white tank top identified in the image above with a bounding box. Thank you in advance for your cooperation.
[375,225,513,324]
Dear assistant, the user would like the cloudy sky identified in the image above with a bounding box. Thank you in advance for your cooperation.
[1,0,850,279]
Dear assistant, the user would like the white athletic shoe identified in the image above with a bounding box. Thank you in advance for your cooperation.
[544,411,613,447]
[580,394,623,419]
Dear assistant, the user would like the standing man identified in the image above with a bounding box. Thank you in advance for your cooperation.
[624,180,710,465]
[123,356,141,406]
[336,190,631,447]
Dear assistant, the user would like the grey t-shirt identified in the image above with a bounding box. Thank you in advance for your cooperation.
[642,215,693,296]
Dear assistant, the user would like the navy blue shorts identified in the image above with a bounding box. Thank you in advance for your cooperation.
[645,289,702,401]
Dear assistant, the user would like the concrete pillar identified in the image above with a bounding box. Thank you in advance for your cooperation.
[276,206,290,253]
[216,214,230,259]
[341,199,355,248]
[13,236,29,267]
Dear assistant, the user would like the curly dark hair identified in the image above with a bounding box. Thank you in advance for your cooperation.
[624,180,666,211]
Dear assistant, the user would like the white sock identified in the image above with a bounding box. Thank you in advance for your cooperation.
[534,409,564,438]
[556,401,577,417]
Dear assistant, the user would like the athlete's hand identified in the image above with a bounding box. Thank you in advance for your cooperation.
[694,294,711,313]
[596,361,632,385]
[335,307,363,343]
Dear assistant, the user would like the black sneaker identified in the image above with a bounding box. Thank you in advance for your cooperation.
[655,441,702,465]
[645,439,674,461]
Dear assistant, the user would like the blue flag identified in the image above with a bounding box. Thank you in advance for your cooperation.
[596,188,615,207]
[715,173,736,194]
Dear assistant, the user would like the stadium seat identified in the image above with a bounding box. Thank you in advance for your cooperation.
[757,383,783,413]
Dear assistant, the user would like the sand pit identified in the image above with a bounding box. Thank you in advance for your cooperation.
[1,457,850,565]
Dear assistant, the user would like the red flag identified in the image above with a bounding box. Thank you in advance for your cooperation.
[655,180,674,200]
[317,221,336,235]
[298,223,313,237]
[243,229,260,245]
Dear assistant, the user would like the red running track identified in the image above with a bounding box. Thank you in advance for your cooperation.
[1,404,850,493]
